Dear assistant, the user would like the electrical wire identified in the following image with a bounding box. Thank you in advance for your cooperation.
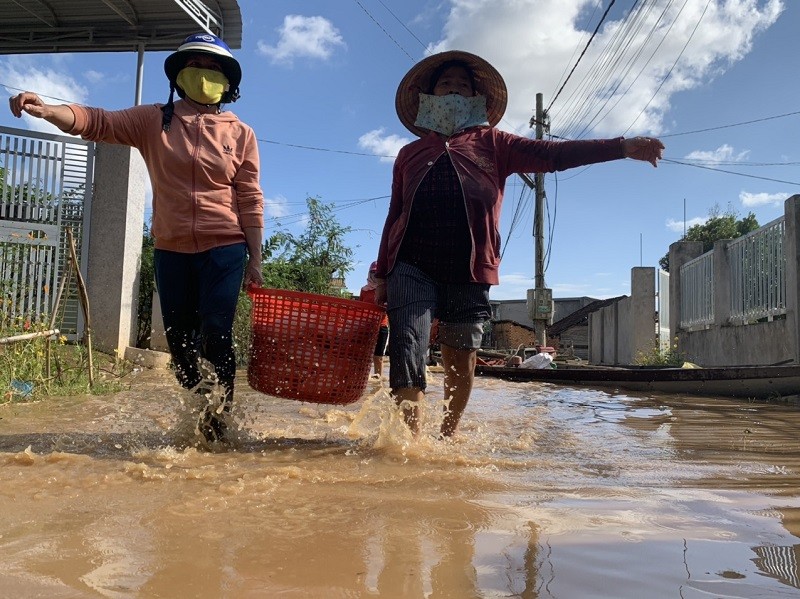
[353,0,416,62]
[548,0,617,114]
[374,0,428,50]
[622,0,713,136]
[554,0,653,139]
[661,158,800,186]
[660,110,800,138]
[258,138,396,159]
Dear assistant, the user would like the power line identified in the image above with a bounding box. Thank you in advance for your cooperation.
[375,0,427,50]
[622,0,712,137]
[1,83,81,105]
[353,0,415,62]
[258,138,396,159]
[547,0,617,114]
[661,158,800,186]
[265,195,389,228]
[661,110,800,138]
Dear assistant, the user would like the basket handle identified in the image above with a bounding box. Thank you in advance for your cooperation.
[246,283,264,298]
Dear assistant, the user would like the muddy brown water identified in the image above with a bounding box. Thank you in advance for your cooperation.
[2,367,800,598]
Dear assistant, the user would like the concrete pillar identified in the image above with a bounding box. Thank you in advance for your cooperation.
[712,239,732,327]
[785,195,800,364]
[668,241,704,340]
[631,266,656,362]
[86,143,146,355]
[588,311,600,364]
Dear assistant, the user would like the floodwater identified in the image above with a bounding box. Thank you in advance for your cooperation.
[2,367,800,599]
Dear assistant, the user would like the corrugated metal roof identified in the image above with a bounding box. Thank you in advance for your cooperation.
[0,0,242,55]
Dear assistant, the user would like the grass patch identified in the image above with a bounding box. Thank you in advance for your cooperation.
[1,321,133,404]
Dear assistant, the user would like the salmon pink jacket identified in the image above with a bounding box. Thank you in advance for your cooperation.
[68,100,264,254]
[375,127,625,285]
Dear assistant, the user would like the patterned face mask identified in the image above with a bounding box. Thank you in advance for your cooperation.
[176,67,229,105]
[413,93,489,136]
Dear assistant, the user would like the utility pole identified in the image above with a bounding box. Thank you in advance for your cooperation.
[526,93,553,348]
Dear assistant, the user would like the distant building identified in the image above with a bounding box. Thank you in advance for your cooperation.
[490,319,536,351]
[547,296,626,359]
[486,296,626,359]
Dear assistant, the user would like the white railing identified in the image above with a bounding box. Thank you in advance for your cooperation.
[680,251,714,328]
[728,216,785,323]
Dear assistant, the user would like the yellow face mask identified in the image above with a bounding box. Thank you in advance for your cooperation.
[176,67,229,105]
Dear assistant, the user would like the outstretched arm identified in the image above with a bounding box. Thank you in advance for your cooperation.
[622,136,664,167]
[9,92,76,132]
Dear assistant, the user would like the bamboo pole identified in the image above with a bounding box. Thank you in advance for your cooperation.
[45,264,72,378]
[66,228,94,387]
[0,328,60,345]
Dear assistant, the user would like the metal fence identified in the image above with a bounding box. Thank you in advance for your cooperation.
[0,125,94,339]
[679,251,714,329]
[728,216,786,323]
[678,216,787,330]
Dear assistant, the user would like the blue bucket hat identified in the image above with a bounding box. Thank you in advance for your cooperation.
[161,32,242,131]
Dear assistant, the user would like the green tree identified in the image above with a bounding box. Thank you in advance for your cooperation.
[261,196,355,295]
[231,196,357,365]
[659,204,759,271]
[135,222,155,348]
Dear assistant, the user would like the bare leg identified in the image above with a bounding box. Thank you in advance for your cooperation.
[394,387,424,434]
[373,355,384,377]
[439,345,477,437]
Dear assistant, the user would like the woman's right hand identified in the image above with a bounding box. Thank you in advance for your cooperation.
[9,92,48,119]
[8,92,76,131]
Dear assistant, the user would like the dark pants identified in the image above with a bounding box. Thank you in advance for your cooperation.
[154,243,246,394]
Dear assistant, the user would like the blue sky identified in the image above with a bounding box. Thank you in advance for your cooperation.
[2,0,797,301]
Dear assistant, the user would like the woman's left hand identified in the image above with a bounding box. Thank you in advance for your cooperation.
[623,136,665,167]
[243,257,264,288]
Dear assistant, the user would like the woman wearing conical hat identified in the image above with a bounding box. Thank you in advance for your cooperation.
[373,50,663,438]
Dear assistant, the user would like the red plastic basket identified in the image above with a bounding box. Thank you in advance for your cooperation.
[247,287,386,405]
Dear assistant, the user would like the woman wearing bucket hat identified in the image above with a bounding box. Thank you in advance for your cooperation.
[374,50,664,438]
[9,32,265,443]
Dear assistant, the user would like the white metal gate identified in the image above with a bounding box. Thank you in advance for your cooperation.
[0,124,94,340]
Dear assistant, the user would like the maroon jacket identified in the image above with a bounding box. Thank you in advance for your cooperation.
[375,127,625,285]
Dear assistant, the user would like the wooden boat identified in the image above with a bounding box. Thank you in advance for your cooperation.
[473,363,800,399]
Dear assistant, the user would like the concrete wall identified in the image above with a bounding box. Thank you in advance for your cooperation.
[667,195,800,367]
[589,267,656,365]
[677,319,792,366]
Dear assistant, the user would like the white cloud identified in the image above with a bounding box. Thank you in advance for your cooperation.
[257,15,346,66]
[84,69,128,87]
[2,56,88,135]
[666,216,707,232]
[84,70,105,84]
[422,0,783,137]
[265,194,290,219]
[492,272,534,300]
[684,144,749,164]
[740,191,787,207]
[357,128,410,163]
